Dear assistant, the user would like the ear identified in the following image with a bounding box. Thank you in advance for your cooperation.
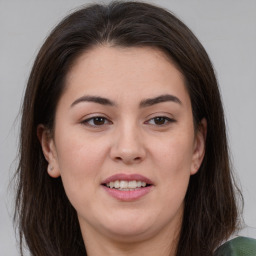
[190,118,207,175]
[37,124,61,178]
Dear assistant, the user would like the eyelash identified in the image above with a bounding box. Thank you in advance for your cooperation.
[81,116,175,128]
[81,116,112,127]
[145,116,176,126]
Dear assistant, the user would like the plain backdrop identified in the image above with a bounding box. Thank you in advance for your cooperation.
[0,0,255,255]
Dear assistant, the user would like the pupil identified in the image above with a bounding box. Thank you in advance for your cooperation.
[94,117,105,125]
[154,117,165,125]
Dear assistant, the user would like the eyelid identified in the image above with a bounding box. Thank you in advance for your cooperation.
[144,115,176,126]
[81,115,113,128]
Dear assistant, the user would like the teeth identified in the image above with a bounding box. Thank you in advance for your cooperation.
[120,180,128,189]
[105,180,148,190]
[114,181,119,188]
[128,180,137,189]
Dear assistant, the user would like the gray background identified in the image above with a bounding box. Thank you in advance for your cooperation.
[0,0,255,255]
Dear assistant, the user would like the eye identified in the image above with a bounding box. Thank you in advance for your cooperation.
[146,116,175,126]
[81,116,112,127]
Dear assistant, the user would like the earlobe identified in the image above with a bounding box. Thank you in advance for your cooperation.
[37,124,61,178]
[47,164,60,178]
[191,118,207,175]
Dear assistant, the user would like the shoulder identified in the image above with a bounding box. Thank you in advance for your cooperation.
[214,236,256,256]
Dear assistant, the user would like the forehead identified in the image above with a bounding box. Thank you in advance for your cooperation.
[62,45,190,107]
[68,45,182,79]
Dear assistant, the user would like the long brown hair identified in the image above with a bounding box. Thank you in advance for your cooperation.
[15,1,242,255]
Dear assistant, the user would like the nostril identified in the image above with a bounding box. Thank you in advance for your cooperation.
[114,156,142,163]
[111,147,146,163]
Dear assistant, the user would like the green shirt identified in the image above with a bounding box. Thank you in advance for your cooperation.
[214,237,256,256]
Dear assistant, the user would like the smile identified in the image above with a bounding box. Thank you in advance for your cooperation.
[102,174,153,201]
[105,180,147,190]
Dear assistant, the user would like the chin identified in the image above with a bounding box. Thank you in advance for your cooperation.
[104,226,153,242]
[98,213,158,241]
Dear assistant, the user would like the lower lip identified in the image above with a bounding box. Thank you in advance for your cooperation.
[102,186,152,201]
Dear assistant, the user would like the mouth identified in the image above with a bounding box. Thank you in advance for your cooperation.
[103,180,151,191]
[101,173,153,201]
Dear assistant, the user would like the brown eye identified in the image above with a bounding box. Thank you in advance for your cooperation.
[146,116,175,126]
[92,117,106,125]
[153,117,167,125]
[82,116,112,127]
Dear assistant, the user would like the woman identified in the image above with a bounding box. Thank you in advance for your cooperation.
[14,1,256,255]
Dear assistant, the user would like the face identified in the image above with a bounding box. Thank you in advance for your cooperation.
[39,46,206,244]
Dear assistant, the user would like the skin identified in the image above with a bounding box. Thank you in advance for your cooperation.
[38,46,206,256]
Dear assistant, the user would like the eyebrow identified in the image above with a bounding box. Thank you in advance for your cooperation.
[70,94,182,108]
[139,94,182,107]
[71,95,115,108]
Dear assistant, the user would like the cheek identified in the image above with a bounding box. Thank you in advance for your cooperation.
[153,130,195,174]
[54,132,107,204]
[58,140,97,174]
[152,131,194,203]
[55,127,107,171]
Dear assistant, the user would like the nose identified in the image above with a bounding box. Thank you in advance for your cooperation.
[110,123,146,165]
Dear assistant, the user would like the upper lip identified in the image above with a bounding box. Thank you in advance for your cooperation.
[102,173,153,185]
